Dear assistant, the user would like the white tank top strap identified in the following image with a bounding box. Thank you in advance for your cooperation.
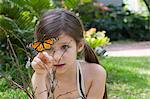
[76,60,86,99]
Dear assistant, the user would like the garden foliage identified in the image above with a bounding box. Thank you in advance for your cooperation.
[0,0,149,98]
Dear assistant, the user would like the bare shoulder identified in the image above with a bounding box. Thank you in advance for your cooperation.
[80,61,106,79]
[79,60,106,97]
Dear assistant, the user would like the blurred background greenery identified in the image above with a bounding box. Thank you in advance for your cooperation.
[0,0,150,98]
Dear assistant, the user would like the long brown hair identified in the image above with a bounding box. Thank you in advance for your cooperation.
[35,8,107,99]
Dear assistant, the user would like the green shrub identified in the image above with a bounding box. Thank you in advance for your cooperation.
[76,2,150,41]
[84,28,110,49]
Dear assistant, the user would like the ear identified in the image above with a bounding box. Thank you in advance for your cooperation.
[77,39,85,52]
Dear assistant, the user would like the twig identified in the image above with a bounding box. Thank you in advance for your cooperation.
[3,76,34,99]
[47,40,73,99]
[0,27,34,98]
[56,89,76,99]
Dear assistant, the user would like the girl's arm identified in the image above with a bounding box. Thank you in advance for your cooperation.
[31,52,53,99]
[86,64,106,99]
[31,72,48,99]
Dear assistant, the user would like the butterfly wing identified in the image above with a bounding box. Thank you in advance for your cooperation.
[32,42,40,49]
[31,37,58,52]
[43,42,51,49]
[32,42,44,52]
[36,43,44,52]
[44,38,57,50]
[44,38,55,44]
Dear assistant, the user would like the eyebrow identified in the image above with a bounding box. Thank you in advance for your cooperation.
[57,41,70,45]
[57,39,73,46]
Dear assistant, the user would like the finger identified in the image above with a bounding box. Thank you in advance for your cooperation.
[36,57,49,69]
[42,52,54,64]
[43,52,54,68]
[31,61,48,74]
[33,57,48,69]
[38,53,49,64]
[42,52,53,62]
[31,61,42,70]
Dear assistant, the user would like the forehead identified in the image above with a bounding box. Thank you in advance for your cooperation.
[55,34,75,44]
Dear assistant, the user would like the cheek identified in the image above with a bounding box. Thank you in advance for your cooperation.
[64,48,77,59]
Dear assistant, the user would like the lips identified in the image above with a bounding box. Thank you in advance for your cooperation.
[54,63,65,67]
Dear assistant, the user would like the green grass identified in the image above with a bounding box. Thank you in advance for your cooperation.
[101,57,150,99]
[0,88,27,99]
[0,57,150,99]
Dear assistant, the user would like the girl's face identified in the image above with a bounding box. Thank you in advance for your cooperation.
[44,33,81,74]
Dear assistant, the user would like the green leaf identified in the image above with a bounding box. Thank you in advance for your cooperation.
[82,0,92,3]
[0,15,19,32]
[64,0,80,9]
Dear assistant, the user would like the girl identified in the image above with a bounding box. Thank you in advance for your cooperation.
[31,9,107,99]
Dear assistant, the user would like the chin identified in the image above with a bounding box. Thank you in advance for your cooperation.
[55,66,67,74]
[56,69,67,74]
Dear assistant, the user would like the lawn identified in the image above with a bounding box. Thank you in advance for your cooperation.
[101,57,150,99]
[0,57,150,99]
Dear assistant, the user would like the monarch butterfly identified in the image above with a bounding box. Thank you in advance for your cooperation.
[31,37,58,52]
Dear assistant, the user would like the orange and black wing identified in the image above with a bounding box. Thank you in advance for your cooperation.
[43,38,58,50]
[43,40,51,50]
[32,41,44,52]
[31,37,58,52]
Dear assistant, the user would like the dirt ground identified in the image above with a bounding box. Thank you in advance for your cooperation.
[104,41,150,56]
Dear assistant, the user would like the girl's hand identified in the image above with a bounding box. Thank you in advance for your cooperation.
[31,52,53,75]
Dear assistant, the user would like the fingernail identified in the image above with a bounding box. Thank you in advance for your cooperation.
[35,57,41,62]
[43,52,52,61]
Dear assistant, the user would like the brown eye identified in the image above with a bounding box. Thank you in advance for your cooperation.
[61,45,70,50]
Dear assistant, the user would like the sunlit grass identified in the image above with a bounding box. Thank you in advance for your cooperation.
[101,57,150,98]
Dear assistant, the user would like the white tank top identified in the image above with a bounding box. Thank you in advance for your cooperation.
[76,61,87,99]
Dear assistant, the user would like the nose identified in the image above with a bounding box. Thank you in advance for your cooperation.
[53,50,64,63]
